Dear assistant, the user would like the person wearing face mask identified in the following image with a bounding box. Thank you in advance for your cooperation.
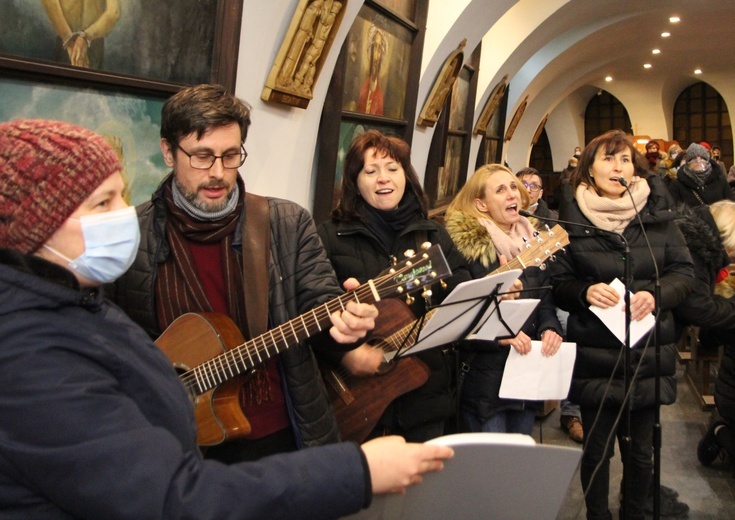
[549,130,694,520]
[666,143,733,207]
[664,143,682,170]
[0,119,455,519]
[316,130,472,442]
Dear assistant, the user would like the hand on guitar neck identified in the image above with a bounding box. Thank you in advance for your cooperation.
[328,276,378,344]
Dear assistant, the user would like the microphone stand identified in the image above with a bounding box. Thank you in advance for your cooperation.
[619,177,662,520]
[520,208,633,516]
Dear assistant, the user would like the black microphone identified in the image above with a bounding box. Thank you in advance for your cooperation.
[620,175,663,518]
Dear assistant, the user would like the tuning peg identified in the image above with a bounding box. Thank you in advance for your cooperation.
[405,294,415,305]
[404,249,415,258]
[422,288,433,299]
[420,241,432,250]
[440,280,447,289]
[396,286,405,294]
[539,263,547,271]
[389,255,398,266]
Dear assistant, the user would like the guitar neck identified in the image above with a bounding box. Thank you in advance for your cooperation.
[181,287,377,396]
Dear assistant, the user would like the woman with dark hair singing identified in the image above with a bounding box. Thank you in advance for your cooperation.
[549,130,693,520]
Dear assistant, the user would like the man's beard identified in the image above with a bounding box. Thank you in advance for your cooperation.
[173,176,234,213]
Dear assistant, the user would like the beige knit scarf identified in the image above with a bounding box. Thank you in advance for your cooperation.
[478,216,538,260]
[575,177,650,233]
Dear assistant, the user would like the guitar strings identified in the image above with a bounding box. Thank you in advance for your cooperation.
[178,263,420,394]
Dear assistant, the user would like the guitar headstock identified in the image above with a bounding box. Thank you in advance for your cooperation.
[375,243,452,302]
[518,224,569,270]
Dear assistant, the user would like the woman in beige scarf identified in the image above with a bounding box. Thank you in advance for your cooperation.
[549,130,694,520]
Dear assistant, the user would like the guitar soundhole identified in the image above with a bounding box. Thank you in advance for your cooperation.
[376,360,399,376]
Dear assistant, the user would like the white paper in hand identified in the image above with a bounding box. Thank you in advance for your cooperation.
[499,341,576,400]
[589,278,655,348]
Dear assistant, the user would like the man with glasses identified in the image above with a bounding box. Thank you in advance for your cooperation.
[110,84,379,463]
[516,167,558,223]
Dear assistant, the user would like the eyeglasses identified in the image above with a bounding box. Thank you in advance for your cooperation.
[177,144,247,170]
[523,182,542,192]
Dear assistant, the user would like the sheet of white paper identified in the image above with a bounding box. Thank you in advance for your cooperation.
[499,341,576,400]
[407,270,523,354]
[589,278,655,348]
[468,299,539,341]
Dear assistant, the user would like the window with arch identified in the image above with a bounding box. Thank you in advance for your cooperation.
[673,82,732,171]
[584,90,632,145]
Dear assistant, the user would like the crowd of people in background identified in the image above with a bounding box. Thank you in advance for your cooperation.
[3,84,735,519]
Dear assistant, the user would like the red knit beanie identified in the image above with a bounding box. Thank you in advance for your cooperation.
[0,119,121,254]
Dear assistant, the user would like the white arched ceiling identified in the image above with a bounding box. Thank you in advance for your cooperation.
[498,0,735,173]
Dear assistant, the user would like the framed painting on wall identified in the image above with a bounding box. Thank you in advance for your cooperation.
[341,4,412,120]
[0,0,243,92]
[373,0,417,22]
[436,134,463,203]
[0,75,168,206]
[448,67,470,132]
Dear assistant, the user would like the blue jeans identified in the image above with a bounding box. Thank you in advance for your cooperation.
[463,409,535,435]
[580,406,654,520]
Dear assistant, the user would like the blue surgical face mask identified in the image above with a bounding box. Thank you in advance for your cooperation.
[44,206,140,284]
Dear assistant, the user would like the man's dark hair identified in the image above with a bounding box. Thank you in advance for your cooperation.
[160,84,252,148]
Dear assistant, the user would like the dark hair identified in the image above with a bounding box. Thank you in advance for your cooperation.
[160,84,252,148]
[572,129,650,195]
[332,130,428,221]
[516,167,541,185]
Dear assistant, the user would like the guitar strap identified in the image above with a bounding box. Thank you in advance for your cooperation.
[241,193,270,337]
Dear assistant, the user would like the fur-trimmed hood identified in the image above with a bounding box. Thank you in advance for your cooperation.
[444,210,497,268]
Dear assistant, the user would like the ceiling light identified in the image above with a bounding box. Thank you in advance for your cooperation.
[669,16,680,23]
[694,69,702,75]
[652,49,661,54]
[661,32,670,37]
[644,63,652,69]
[605,76,613,82]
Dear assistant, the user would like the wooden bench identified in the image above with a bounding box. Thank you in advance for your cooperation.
[678,326,720,410]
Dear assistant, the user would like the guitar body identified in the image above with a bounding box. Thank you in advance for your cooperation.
[324,299,430,443]
[155,313,251,446]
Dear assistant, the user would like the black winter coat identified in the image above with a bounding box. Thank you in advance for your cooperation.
[674,206,735,423]
[666,164,732,207]
[550,176,694,410]
[443,210,564,420]
[0,249,369,519]
[317,216,472,431]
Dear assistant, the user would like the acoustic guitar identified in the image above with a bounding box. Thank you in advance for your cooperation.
[323,225,569,442]
[321,298,429,443]
[155,244,452,446]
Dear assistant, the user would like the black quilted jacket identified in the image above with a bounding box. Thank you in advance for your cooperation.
[550,175,694,410]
